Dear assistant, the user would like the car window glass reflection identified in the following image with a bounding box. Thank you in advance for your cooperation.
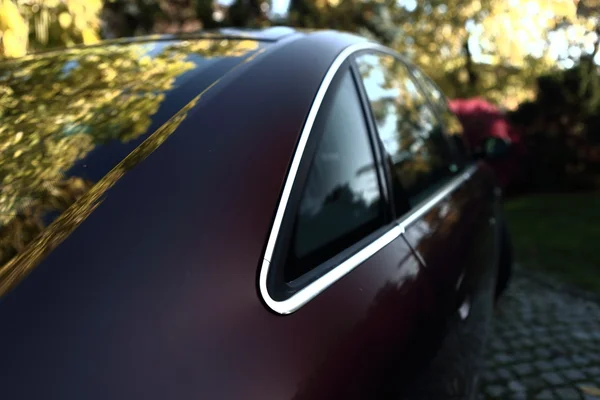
[410,67,470,160]
[286,71,384,281]
[356,53,455,208]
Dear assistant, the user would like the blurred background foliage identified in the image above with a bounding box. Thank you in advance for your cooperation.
[1,0,598,108]
[1,0,600,194]
[1,0,600,189]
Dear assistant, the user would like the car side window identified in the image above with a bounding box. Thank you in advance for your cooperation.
[284,69,385,282]
[410,68,472,162]
[355,52,456,209]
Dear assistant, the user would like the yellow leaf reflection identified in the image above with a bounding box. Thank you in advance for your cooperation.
[0,38,261,297]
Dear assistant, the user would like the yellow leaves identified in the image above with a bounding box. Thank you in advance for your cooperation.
[0,37,245,237]
[0,0,25,32]
[459,0,483,18]
[58,12,72,29]
[13,131,22,144]
[441,24,452,39]
[476,0,585,68]
[139,55,152,67]
[102,67,117,82]
[0,0,102,58]
[1,28,27,58]
[0,0,28,58]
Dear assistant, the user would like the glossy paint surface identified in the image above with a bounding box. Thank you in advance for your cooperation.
[0,36,266,296]
[0,30,499,400]
[402,163,496,321]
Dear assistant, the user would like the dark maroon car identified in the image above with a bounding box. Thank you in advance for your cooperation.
[0,27,512,399]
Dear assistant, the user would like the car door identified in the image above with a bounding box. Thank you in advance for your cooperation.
[353,51,499,385]
[408,64,500,308]
[259,61,447,399]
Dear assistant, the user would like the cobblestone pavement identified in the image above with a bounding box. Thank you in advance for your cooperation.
[479,272,600,400]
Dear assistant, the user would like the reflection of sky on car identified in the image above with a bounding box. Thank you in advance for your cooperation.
[359,53,434,158]
[359,55,400,155]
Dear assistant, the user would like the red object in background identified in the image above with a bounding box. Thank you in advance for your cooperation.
[449,98,524,190]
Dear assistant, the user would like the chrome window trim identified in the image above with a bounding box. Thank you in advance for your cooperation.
[258,41,478,315]
[397,164,478,232]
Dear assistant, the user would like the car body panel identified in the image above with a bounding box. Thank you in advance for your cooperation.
[400,162,500,397]
[402,163,496,321]
[0,30,500,400]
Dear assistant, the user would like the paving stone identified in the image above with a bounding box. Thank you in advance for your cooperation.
[485,384,507,398]
[510,392,528,400]
[536,389,556,399]
[497,368,514,381]
[508,380,527,393]
[589,353,600,362]
[520,377,547,391]
[538,336,554,344]
[573,355,590,366]
[494,353,514,364]
[482,370,498,383]
[541,372,565,386]
[479,273,600,398]
[587,367,600,377]
[554,387,583,399]
[554,357,573,369]
[564,369,587,381]
[490,340,507,351]
[521,338,535,347]
[514,352,531,362]
[573,331,593,341]
[536,348,553,358]
[513,363,535,376]
[536,360,556,371]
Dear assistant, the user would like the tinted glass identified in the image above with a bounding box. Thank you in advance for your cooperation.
[286,71,384,281]
[355,52,455,207]
[410,67,471,161]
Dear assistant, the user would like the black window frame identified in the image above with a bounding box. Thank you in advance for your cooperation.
[350,49,464,211]
[266,62,396,302]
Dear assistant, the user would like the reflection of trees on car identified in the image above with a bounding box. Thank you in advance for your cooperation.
[0,38,258,277]
[0,92,201,297]
[359,55,447,198]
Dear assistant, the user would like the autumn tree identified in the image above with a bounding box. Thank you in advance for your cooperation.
[0,0,102,58]
[283,0,596,107]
